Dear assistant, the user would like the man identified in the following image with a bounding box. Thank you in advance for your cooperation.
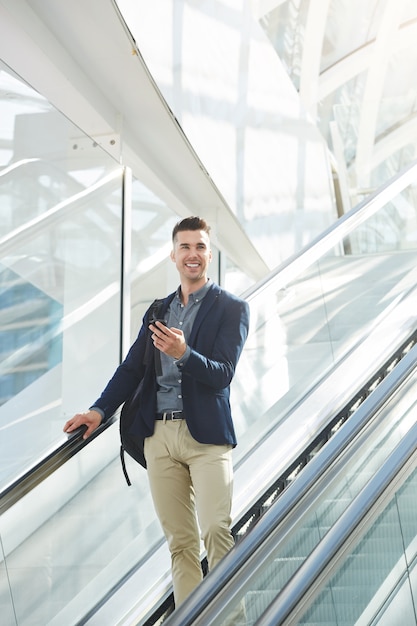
[63,216,250,606]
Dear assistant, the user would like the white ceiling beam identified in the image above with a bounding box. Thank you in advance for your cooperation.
[354,0,408,187]
[299,0,332,120]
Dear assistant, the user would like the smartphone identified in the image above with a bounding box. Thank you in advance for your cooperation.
[150,318,167,326]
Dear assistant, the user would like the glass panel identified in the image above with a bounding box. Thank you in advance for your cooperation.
[376,20,417,138]
[216,366,417,625]
[259,0,310,91]
[409,562,417,624]
[318,72,368,168]
[321,0,383,72]
[232,179,417,465]
[299,467,417,625]
[0,534,16,625]
[0,61,124,487]
[128,177,180,336]
[374,575,417,626]
[0,448,164,626]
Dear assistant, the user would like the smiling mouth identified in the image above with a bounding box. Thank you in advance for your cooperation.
[186,263,199,268]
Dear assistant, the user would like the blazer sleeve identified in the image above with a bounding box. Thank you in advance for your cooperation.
[179,294,249,389]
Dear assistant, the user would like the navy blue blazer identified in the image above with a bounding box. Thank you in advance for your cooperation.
[92,282,250,467]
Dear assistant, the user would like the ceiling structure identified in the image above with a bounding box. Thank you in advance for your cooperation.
[0,0,269,282]
[0,0,416,271]
[268,0,417,203]
[114,0,417,249]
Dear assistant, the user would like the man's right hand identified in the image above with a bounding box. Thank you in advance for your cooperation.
[63,410,102,440]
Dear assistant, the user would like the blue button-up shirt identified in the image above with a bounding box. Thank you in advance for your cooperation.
[156,279,211,413]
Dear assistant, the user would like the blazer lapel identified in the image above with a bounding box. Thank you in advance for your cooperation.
[189,283,221,344]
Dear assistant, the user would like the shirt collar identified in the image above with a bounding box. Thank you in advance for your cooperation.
[176,278,212,304]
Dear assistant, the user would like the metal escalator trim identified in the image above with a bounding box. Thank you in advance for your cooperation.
[160,342,417,626]
[258,414,417,626]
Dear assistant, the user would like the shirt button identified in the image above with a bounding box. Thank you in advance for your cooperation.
[178,394,182,399]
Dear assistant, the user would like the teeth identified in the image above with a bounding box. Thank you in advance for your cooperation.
[186,263,199,267]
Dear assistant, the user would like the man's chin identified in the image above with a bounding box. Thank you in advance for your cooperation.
[185,271,204,282]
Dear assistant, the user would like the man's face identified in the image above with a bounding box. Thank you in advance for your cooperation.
[171,229,212,284]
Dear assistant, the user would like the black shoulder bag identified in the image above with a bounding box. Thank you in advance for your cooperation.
[119,298,165,484]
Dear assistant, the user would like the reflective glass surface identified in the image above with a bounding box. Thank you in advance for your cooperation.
[298,464,417,624]
[115,0,336,270]
[215,363,417,625]
[232,180,417,465]
[0,61,125,487]
[0,437,164,626]
[318,71,368,166]
[259,0,310,90]
[321,0,383,71]
[0,533,16,625]
[259,0,417,213]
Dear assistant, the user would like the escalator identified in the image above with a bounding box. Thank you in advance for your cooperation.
[166,340,417,625]
[1,163,417,625]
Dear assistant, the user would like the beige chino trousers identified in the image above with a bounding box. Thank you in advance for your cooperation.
[144,419,234,606]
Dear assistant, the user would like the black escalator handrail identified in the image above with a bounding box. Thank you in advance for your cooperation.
[241,158,417,303]
[164,342,417,626]
[0,416,116,516]
[258,399,417,625]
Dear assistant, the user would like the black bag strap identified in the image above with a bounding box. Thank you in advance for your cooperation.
[120,446,131,486]
[147,298,166,376]
[120,298,166,486]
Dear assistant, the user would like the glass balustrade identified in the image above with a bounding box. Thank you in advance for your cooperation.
[0,532,15,625]
[215,362,417,626]
[0,71,125,487]
[297,461,417,625]
[232,175,417,466]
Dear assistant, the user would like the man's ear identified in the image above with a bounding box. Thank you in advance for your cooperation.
[170,249,175,262]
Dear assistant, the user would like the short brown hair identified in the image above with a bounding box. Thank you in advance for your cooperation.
[172,216,211,242]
